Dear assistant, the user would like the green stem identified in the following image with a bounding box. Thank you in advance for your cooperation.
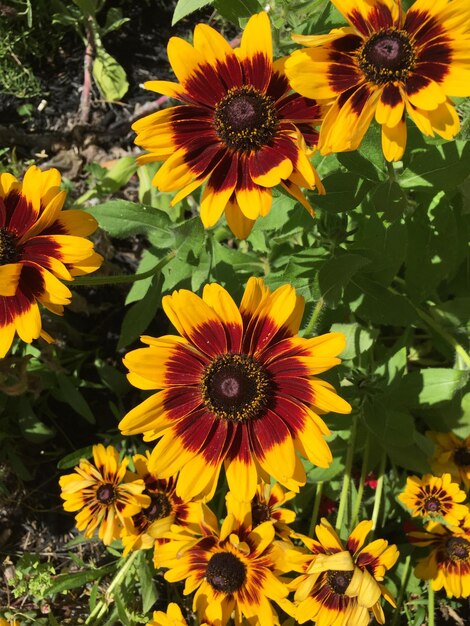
[428,582,435,626]
[303,298,324,337]
[371,449,386,531]
[350,433,370,529]
[335,411,358,532]
[68,251,176,287]
[391,554,411,626]
[309,481,324,536]
[386,159,397,182]
[85,551,139,625]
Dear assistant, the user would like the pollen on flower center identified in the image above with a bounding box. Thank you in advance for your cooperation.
[0,227,20,265]
[424,496,441,513]
[201,353,272,422]
[214,85,278,153]
[145,492,172,521]
[358,28,416,85]
[454,447,470,466]
[327,570,353,595]
[96,483,117,504]
[446,537,470,561]
[206,551,247,593]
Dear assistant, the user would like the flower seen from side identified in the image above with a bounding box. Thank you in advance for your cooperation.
[289,518,399,626]
[119,277,351,502]
[285,0,470,161]
[0,166,103,357]
[428,431,470,490]
[59,444,150,545]
[132,12,324,239]
[399,473,468,526]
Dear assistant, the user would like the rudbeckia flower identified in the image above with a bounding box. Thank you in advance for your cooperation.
[407,510,470,598]
[163,512,293,626]
[428,431,470,490]
[59,444,150,545]
[399,473,468,526]
[147,604,205,626]
[132,12,323,239]
[285,0,470,161]
[289,518,399,626]
[0,166,102,357]
[119,278,351,502]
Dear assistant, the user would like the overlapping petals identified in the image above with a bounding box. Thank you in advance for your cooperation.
[399,473,468,525]
[428,432,470,489]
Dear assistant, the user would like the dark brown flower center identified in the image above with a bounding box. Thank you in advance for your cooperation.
[96,483,116,505]
[358,28,416,84]
[201,353,271,422]
[206,551,246,594]
[252,499,271,527]
[0,227,20,265]
[454,447,470,467]
[446,537,470,561]
[424,497,441,514]
[327,570,353,595]
[144,492,172,522]
[214,85,278,152]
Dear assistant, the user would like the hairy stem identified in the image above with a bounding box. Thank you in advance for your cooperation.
[303,297,324,337]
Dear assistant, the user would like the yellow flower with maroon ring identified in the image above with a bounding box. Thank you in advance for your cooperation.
[407,511,470,598]
[132,12,324,240]
[399,473,468,526]
[428,431,470,490]
[163,513,294,626]
[119,277,351,502]
[120,452,208,555]
[289,518,399,626]
[285,0,470,162]
[0,165,102,357]
[59,444,150,545]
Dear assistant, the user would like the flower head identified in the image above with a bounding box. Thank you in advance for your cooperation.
[399,473,468,526]
[285,0,470,161]
[428,431,470,490]
[59,444,150,545]
[119,278,351,502]
[0,166,102,357]
[132,12,323,239]
[290,518,399,626]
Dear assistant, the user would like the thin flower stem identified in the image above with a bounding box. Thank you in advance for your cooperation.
[309,481,324,536]
[350,433,370,529]
[386,159,397,182]
[335,411,358,532]
[303,298,324,337]
[68,251,176,287]
[428,582,435,626]
[371,449,386,531]
[391,555,411,626]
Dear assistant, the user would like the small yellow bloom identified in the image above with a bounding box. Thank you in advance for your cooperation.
[428,431,470,490]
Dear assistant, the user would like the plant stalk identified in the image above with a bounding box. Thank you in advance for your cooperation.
[303,297,324,337]
[350,433,370,529]
[371,449,386,530]
[335,411,358,532]
[391,555,411,626]
[428,582,435,626]
[309,481,324,536]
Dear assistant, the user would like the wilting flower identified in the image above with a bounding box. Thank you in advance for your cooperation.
[399,473,468,525]
[59,444,150,545]
[132,12,323,239]
[289,518,399,626]
[407,510,470,598]
[146,604,203,626]
[428,431,470,490]
[285,0,470,161]
[163,512,293,626]
[121,452,207,555]
[119,278,351,502]
[0,166,102,357]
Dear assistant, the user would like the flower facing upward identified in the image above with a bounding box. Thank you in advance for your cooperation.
[399,473,468,525]
[428,431,470,490]
[59,444,150,545]
[285,0,470,161]
[119,278,351,502]
[289,519,399,626]
[132,12,323,239]
[0,166,102,357]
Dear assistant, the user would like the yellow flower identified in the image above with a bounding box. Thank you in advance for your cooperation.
[399,473,468,525]
[428,431,470,490]
[132,12,324,239]
[119,278,351,502]
[0,618,21,626]
[0,165,102,357]
[146,604,196,626]
[59,444,150,545]
[285,0,470,161]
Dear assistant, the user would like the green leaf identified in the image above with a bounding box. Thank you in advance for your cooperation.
[18,396,55,443]
[57,446,93,470]
[55,374,95,423]
[371,180,408,221]
[314,173,372,213]
[362,397,415,448]
[400,140,470,191]
[93,48,129,101]
[213,0,262,23]
[318,253,370,305]
[99,156,137,194]
[102,7,129,35]
[329,323,376,361]
[136,552,159,612]
[118,275,163,348]
[306,456,345,483]
[47,562,116,595]
[394,368,468,408]
[347,277,419,326]
[172,0,213,24]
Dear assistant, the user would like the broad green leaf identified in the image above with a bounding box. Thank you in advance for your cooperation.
[102,7,129,34]
[329,323,376,361]
[137,552,159,612]
[362,397,415,448]
[118,275,163,348]
[57,446,93,470]
[47,562,116,594]
[306,456,345,483]
[314,173,372,213]
[55,374,95,423]
[347,277,419,326]
[400,140,470,191]
[213,0,262,23]
[387,442,431,474]
[337,151,381,182]
[371,180,408,221]
[125,248,161,305]
[99,156,137,193]
[172,0,213,24]
[93,48,129,101]
[18,396,55,443]
[318,253,370,305]
[394,368,468,408]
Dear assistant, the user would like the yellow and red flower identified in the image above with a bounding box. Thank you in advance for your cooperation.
[0,166,102,357]
[399,473,468,526]
[290,518,399,626]
[119,278,351,502]
[285,0,470,161]
[59,444,150,545]
[132,12,323,239]
[428,431,470,490]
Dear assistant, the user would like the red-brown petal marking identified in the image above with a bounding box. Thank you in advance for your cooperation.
[366,3,396,31]
[164,344,207,386]
[173,408,221,460]
[381,82,402,106]
[241,51,272,93]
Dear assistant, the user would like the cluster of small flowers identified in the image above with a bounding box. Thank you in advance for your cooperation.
[399,432,470,598]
